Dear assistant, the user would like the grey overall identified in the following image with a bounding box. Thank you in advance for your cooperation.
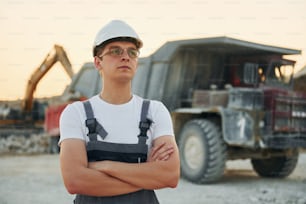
[73,100,159,204]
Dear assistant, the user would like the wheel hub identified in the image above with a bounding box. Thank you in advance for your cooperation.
[184,135,204,170]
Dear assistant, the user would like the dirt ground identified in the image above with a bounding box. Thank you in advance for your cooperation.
[0,153,305,204]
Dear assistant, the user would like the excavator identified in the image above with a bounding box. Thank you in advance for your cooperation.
[0,45,74,128]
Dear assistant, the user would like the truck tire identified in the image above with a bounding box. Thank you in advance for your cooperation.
[251,150,299,178]
[179,119,227,183]
[49,136,60,154]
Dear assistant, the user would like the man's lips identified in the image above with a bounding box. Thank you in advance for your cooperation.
[117,65,131,69]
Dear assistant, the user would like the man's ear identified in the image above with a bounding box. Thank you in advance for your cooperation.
[94,56,103,70]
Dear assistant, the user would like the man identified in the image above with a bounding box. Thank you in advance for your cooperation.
[59,20,180,203]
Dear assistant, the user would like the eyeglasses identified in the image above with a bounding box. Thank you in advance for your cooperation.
[98,46,140,59]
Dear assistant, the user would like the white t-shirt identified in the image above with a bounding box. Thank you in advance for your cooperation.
[59,94,174,150]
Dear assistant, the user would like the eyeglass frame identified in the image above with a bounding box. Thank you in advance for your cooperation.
[98,46,140,60]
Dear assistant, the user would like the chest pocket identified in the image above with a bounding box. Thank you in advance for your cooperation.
[83,100,152,163]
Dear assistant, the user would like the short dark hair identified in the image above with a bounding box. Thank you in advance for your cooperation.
[93,37,140,57]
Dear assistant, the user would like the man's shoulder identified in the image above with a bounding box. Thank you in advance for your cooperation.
[63,95,99,114]
[133,95,164,109]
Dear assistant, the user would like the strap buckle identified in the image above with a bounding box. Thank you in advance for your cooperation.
[85,118,97,134]
[138,119,151,139]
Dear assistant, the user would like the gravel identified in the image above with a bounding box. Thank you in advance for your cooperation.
[0,153,305,204]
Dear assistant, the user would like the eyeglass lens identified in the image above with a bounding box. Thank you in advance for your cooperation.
[107,47,139,58]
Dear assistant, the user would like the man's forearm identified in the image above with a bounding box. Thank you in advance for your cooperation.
[106,160,179,189]
[89,155,180,190]
[66,166,142,196]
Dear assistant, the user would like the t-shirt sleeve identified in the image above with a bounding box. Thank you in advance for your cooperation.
[150,101,174,140]
[59,102,86,145]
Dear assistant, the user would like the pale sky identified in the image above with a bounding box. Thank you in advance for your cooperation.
[1,0,305,100]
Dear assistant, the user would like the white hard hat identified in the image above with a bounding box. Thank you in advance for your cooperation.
[93,20,143,49]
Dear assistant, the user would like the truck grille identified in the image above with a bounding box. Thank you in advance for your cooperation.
[274,96,306,132]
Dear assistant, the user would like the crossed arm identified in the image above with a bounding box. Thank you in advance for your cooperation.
[60,135,180,197]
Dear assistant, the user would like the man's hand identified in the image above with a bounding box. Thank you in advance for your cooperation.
[148,142,174,162]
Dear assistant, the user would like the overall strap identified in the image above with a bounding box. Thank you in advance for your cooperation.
[83,101,108,141]
[138,100,151,144]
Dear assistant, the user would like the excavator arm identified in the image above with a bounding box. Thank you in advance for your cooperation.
[23,45,74,113]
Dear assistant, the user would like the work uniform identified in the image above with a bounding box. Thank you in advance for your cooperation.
[59,94,174,204]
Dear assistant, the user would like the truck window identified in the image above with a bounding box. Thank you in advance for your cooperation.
[266,62,294,87]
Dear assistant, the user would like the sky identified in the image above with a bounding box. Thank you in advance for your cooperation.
[0,0,305,100]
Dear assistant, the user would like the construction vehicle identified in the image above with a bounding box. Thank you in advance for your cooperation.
[45,37,306,183]
[0,45,74,130]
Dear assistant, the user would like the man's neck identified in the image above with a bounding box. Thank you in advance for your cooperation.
[100,82,132,105]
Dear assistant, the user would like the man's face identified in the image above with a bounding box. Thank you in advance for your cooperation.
[94,41,139,83]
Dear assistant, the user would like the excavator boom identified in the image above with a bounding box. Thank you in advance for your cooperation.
[22,45,74,113]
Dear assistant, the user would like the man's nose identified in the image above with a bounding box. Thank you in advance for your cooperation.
[120,50,130,60]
